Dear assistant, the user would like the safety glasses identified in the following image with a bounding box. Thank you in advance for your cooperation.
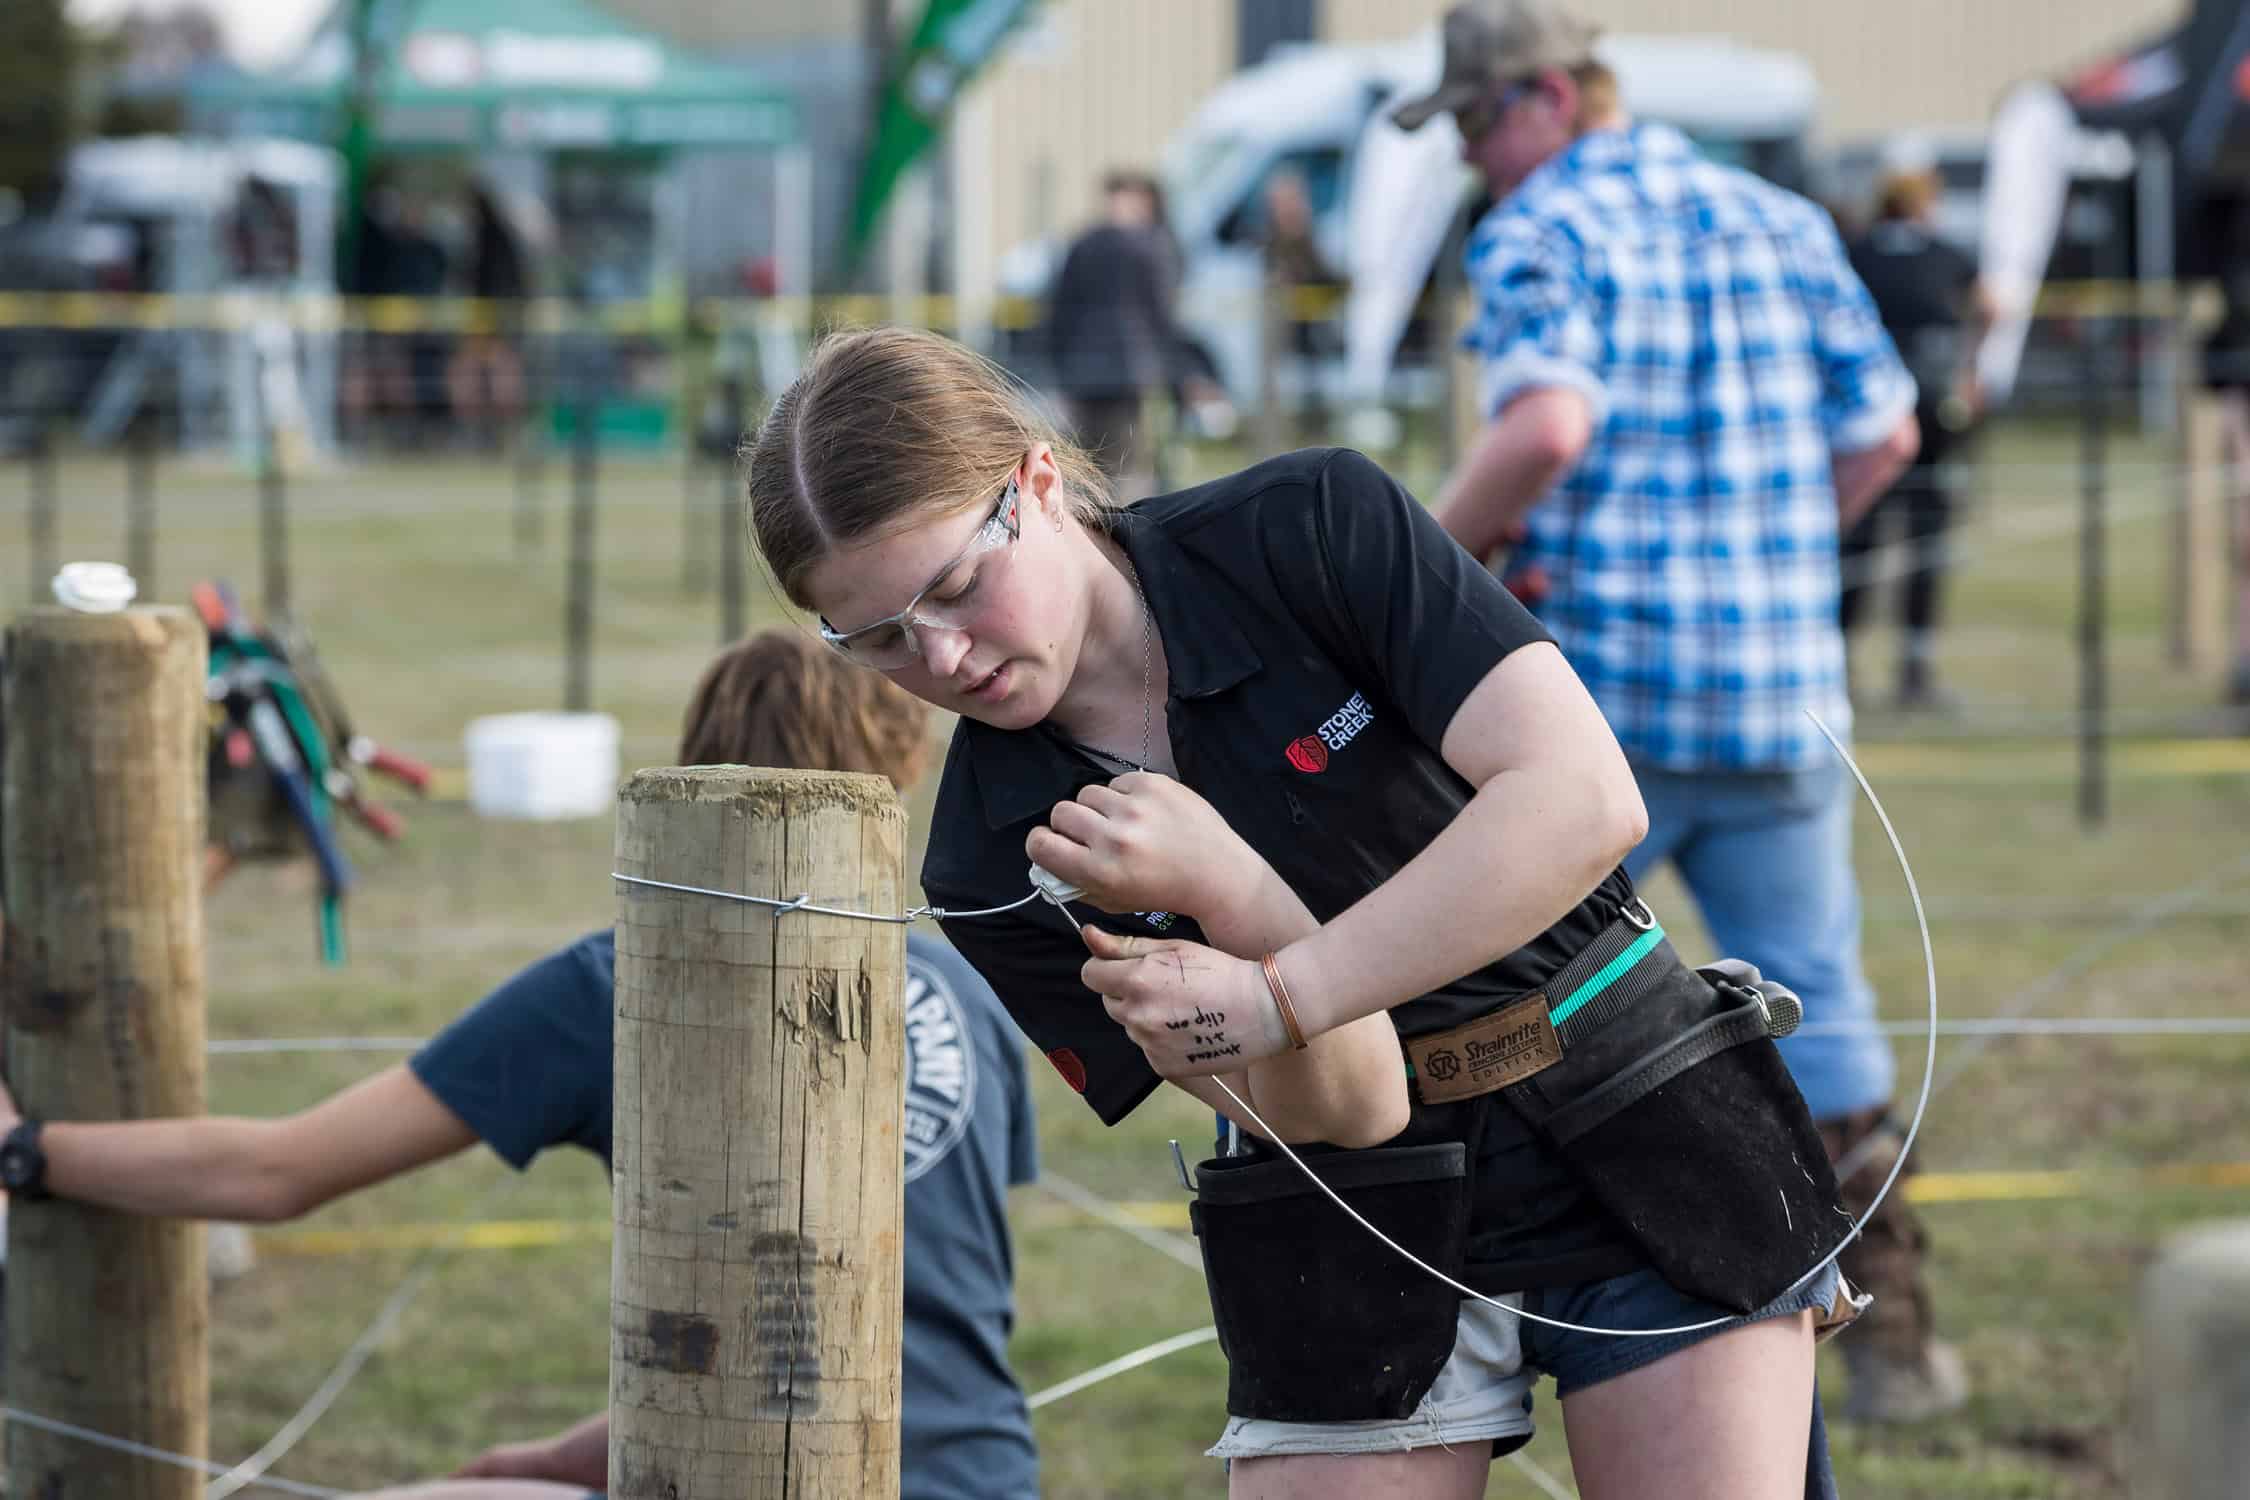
[817,478,1021,669]
[1454,77,1539,147]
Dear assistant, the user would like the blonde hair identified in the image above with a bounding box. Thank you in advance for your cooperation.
[677,629,931,791]
[1877,169,1940,224]
[1569,61,1620,132]
[744,325,1109,608]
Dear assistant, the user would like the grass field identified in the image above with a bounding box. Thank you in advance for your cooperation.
[4,420,2249,1498]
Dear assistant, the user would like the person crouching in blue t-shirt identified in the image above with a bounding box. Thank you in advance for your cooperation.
[0,630,1041,1500]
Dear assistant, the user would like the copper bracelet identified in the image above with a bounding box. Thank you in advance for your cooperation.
[1259,952,1311,1052]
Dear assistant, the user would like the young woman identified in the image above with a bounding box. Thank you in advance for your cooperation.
[747,326,1863,1500]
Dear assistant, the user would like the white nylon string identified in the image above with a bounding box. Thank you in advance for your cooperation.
[610,873,1040,924]
[0,1407,345,1499]
[1026,1327,1220,1410]
[1209,712,1937,1339]
[203,1260,443,1499]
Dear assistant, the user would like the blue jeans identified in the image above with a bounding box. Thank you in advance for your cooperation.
[1623,758,1893,1122]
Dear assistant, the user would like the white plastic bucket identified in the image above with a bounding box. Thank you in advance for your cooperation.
[464,712,621,821]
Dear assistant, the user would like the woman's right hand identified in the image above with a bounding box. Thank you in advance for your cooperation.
[1027,773,1265,925]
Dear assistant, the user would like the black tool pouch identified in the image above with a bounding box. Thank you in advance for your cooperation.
[1189,1141,1469,1422]
[1501,944,1848,1314]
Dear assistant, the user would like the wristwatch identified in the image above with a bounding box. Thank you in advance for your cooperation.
[0,1119,50,1200]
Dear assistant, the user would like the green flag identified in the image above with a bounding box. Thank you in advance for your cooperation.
[846,0,1039,269]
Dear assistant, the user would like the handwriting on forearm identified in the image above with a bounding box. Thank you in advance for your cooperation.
[1185,1041,1245,1064]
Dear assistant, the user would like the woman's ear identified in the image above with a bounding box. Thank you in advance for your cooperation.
[1022,444,1067,529]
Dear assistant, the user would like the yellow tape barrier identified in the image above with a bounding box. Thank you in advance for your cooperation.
[404,740,2250,809]
[255,1159,2250,1258]
[0,278,2184,338]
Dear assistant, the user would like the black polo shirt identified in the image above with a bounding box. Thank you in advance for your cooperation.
[925,447,1643,1285]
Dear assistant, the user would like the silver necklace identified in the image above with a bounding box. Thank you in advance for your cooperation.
[1075,566,1155,775]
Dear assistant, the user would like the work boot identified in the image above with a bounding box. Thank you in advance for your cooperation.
[1817,1107,1971,1423]
[1841,1338,1971,1424]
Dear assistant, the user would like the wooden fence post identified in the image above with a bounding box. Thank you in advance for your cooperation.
[2135,1218,2250,1499]
[1,605,209,1499]
[611,767,906,1499]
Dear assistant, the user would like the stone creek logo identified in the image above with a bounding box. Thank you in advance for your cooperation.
[1288,691,1375,772]
[903,965,978,1183]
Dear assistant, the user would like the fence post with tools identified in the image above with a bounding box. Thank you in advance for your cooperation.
[1,605,209,1500]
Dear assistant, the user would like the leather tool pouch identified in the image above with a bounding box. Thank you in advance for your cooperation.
[1500,945,1849,1313]
[1190,1141,1470,1422]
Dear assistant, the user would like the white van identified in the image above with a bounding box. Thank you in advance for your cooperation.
[1002,29,1820,409]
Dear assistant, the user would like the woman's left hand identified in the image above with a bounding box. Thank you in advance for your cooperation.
[1028,773,1263,924]
[1079,925,1292,1078]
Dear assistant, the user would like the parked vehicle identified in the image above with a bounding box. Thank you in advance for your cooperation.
[1000,28,1820,410]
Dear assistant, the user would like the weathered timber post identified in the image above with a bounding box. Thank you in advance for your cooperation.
[611,767,906,1499]
[1,605,209,1499]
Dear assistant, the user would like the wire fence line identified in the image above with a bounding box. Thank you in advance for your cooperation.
[1835,848,2250,1182]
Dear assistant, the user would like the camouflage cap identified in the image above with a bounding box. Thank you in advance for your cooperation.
[1391,0,1602,131]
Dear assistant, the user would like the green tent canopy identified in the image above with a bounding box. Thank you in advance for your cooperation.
[189,0,796,152]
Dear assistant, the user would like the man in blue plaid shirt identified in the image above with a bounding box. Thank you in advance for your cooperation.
[1396,0,1961,1425]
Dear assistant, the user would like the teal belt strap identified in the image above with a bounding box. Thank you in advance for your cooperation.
[1548,922,1666,1030]
[1402,907,1673,1080]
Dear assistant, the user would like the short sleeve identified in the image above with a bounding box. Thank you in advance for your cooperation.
[1306,449,1556,753]
[1794,214,1918,452]
[408,936,612,1170]
[934,905,1161,1127]
[1461,217,1609,426]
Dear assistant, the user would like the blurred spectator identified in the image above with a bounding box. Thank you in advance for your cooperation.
[2201,198,2250,710]
[445,182,529,449]
[1261,168,1344,443]
[1842,141,1994,711]
[1044,169,1196,492]
[1406,0,1959,1435]
[340,179,449,447]
[225,176,298,283]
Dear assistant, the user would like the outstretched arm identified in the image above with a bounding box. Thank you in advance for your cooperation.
[0,1064,477,1223]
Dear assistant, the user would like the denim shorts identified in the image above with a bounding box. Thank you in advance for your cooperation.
[1207,1260,1851,1466]
[1522,1260,1850,1399]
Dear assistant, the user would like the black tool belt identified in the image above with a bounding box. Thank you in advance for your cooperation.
[1428,902,1850,1314]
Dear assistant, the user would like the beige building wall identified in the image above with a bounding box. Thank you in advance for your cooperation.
[1322,0,2181,135]
[968,1,1237,258]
